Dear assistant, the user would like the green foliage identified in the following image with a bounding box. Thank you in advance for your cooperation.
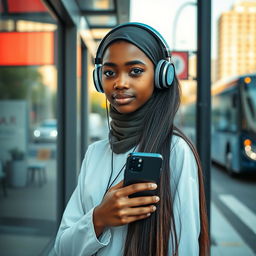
[91,101,106,117]
[0,67,43,100]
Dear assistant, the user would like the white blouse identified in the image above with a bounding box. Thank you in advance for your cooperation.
[54,135,200,256]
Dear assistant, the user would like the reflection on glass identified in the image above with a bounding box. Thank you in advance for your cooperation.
[87,15,117,27]
[0,1,58,255]
[77,0,114,10]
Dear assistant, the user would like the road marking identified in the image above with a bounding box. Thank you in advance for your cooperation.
[211,203,255,256]
[219,194,256,235]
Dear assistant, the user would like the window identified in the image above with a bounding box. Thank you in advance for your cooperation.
[0,1,59,254]
[212,89,238,132]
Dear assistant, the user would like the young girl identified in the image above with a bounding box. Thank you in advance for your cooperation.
[54,22,209,256]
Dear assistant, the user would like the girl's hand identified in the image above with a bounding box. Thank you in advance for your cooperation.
[93,180,160,237]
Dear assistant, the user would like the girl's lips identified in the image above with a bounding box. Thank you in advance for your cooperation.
[112,93,135,105]
[114,97,135,105]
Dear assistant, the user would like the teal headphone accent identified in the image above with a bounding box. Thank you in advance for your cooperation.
[93,22,175,93]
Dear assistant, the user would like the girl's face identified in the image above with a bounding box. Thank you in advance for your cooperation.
[102,41,154,114]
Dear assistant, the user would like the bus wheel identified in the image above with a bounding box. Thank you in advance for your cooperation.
[226,152,235,177]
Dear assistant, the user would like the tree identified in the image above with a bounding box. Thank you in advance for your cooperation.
[0,67,44,100]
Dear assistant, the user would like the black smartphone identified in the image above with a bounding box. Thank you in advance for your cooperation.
[123,152,163,198]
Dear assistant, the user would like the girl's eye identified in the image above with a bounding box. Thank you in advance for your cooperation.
[130,68,144,76]
[103,70,115,77]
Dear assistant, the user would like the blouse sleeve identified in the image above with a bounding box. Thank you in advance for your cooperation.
[170,137,200,256]
[54,145,111,256]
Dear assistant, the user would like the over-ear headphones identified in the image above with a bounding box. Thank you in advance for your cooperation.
[93,22,175,93]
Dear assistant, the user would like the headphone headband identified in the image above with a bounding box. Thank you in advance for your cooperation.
[95,22,171,64]
[93,22,175,93]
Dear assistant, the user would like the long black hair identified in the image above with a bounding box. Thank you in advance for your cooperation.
[98,23,209,255]
[123,75,209,255]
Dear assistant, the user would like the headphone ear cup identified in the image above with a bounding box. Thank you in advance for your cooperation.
[155,60,175,89]
[93,65,104,93]
[166,62,175,86]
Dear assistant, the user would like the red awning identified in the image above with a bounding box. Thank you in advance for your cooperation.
[7,0,47,13]
[0,32,54,66]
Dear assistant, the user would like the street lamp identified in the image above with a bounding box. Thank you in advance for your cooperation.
[172,2,197,50]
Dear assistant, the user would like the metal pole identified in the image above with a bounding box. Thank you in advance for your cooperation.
[196,0,211,244]
[64,26,78,205]
[81,44,89,162]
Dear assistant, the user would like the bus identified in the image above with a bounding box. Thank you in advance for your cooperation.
[178,73,256,175]
[211,74,256,174]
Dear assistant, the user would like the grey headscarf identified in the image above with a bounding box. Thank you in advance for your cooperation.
[98,25,166,66]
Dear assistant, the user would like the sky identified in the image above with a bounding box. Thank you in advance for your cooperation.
[130,0,247,59]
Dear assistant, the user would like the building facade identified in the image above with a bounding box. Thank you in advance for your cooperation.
[217,1,256,80]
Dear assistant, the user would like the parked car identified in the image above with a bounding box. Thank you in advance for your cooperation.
[33,119,57,143]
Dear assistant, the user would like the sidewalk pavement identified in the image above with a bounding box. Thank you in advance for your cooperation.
[211,203,255,256]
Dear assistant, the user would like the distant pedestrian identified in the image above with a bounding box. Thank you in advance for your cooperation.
[54,22,209,256]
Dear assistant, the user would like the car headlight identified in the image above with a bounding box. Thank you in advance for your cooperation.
[50,130,57,137]
[244,139,256,161]
[34,130,40,137]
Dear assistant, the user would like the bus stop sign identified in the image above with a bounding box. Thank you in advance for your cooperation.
[172,51,189,80]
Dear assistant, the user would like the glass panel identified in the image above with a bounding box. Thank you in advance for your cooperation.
[87,15,117,27]
[211,0,256,251]
[77,0,114,11]
[0,1,59,255]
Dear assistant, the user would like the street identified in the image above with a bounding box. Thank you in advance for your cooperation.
[211,163,256,255]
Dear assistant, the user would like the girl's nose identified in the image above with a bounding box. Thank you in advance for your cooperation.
[114,74,128,89]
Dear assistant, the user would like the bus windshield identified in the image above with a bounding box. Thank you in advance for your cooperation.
[246,86,256,115]
[242,78,256,133]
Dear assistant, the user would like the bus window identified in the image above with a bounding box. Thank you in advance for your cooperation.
[214,91,238,132]
[247,97,255,119]
[242,77,256,133]
[232,94,237,108]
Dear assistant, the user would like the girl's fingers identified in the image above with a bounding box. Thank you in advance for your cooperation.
[122,213,152,224]
[127,195,160,207]
[108,180,124,191]
[123,205,157,216]
[117,182,157,197]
